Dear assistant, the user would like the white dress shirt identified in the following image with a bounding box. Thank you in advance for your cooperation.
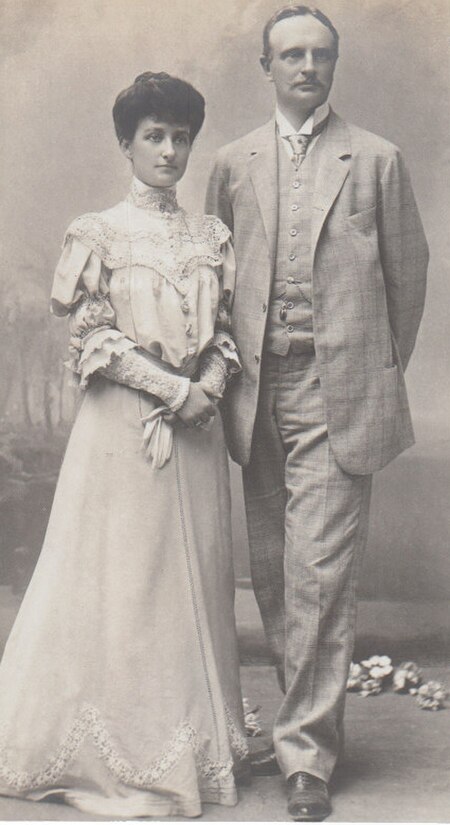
[276,102,330,160]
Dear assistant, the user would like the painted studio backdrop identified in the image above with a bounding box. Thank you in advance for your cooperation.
[0,0,449,602]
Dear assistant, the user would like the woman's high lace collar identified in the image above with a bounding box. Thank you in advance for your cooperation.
[127,177,179,215]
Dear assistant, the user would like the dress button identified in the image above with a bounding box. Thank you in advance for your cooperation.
[289,253,296,261]
[287,276,295,284]
[293,181,300,189]
[291,204,299,211]
[290,228,298,236]
[287,325,294,333]
[254,354,260,363]
[287,301,294,309]
[181,300,189,313]
[185,323,193,337]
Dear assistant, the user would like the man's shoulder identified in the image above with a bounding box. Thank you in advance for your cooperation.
[213,121,274,166]
[337,114,401,159]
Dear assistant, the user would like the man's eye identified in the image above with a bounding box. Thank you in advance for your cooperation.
[285,51,305,61]
[314,50,333,62]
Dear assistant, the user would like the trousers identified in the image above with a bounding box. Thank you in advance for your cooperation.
[242,348,372,782]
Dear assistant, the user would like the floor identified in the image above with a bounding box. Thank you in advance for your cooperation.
[0,587,448,822]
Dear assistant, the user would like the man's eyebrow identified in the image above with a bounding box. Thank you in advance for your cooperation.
[280,47,306,58]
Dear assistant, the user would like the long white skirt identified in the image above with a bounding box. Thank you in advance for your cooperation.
[0,378,247,817]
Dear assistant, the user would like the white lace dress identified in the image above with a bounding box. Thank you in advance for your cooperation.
[0,179,248,818]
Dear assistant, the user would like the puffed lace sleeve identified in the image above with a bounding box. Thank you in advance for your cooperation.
[51,228,136,389]
[198,232,241,399]
[51,221,190,412]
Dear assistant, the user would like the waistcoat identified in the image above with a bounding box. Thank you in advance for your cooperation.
[264,130,323,356]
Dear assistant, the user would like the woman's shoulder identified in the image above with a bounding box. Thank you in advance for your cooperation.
[64,202,129,261]
[65,202,127,241]
[185,212,231,249]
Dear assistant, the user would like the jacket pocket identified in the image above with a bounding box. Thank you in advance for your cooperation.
[345,205,376,231]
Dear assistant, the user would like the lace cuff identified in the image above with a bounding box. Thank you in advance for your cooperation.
[198,349,228,399]
[198,333,241,399]
[210,331,241,375]
[99,349,190,411]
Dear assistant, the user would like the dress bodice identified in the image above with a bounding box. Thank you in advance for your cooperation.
[51,179,235,371]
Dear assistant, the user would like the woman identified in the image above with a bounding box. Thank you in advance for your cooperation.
[0,72,248,818]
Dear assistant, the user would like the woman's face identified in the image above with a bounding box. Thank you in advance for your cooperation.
[122,116,191,188]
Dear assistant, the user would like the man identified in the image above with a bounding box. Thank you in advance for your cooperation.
[206,4,428,821]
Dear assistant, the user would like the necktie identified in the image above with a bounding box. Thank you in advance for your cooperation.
[286,133,311,170]
[284,115,329,170]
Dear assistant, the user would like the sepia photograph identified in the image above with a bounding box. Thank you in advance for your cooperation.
[0,0,449,821]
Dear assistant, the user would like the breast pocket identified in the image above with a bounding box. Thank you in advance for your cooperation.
[345,205,377,232]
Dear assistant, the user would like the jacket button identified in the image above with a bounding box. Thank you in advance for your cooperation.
[287,325,294,333]
[287,301,294,309]
[290,228,298,237]
[254,354,260,363]
[262,302,267,313]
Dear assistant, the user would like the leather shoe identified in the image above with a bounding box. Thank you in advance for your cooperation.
[250,744,281,776]
[287,771,331,821]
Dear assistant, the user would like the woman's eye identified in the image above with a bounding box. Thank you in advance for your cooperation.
[175,136,189,146]
[146,133,162,142]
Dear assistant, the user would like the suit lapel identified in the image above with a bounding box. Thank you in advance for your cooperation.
[248,119,279,269]
[311,112,352,256]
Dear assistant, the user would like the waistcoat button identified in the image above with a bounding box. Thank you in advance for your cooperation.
[287,325,294,333]
[290,228,298,237]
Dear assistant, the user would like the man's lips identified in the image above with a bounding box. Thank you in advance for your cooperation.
[293,82,321,89]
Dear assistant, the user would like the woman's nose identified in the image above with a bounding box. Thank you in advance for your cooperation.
[161,140,175,159]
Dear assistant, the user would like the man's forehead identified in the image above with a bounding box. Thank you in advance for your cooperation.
[269,14,335,51]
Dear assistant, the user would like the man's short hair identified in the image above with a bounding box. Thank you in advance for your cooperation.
[262,5,339,60]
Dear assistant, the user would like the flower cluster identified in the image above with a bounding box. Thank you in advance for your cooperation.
[243,698,263,737]
[347,657,448,711]
[347,656,393,696]
[410,681,448,711]
[393,661,423,693]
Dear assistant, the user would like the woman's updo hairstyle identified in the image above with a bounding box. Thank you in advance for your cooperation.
[113,71,205,143]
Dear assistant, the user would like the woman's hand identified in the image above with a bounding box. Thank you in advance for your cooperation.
[176,383,217,428]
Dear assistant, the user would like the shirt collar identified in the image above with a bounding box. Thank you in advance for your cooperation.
[275,102,330,138]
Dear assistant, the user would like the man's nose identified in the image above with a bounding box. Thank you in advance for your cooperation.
[301,51,316,74]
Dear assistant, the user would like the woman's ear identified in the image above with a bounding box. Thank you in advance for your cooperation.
[120,139,133,160]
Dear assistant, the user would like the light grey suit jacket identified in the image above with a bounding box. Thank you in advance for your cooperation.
[206,111,428,474]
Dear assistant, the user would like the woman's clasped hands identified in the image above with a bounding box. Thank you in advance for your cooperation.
[166,382,217,429]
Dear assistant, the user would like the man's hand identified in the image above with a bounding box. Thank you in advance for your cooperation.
[176,383,217,428]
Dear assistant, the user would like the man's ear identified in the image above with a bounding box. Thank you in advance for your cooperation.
[120,139,133,160]
[260,54,273,81]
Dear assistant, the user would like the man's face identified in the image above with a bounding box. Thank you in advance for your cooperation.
[261,14,337,116]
